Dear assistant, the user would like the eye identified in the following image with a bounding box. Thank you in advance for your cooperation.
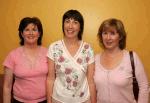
[102,32,107,35]
[24,28,30,32]
[110,31,115,35]
[74,21,79,24]
[33,28,38,32]
[110,31,118,35]
[64,19,70,23]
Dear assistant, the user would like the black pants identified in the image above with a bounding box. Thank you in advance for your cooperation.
[12,98,47,103]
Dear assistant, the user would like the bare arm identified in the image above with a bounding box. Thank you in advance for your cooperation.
[3,67,13,103]
[87,63,97,103]
[47,58,55,103]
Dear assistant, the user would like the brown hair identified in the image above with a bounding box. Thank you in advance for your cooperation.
[18,17,43,45]
[97,18,126,50]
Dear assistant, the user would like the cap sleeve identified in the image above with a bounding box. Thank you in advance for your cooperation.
[47,43,55,61]
[3,50,15,70]
[84,43,94,65]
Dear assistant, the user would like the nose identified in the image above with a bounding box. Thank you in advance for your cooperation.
[106,34,111,39]
[68,22,73,28]
[29,30,34,35]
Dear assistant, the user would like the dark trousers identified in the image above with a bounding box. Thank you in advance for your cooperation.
[12,98,47,103]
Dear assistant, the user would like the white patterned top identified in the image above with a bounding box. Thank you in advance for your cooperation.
[47,40,94,103]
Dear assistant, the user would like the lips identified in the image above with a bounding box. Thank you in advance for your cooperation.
[27,36,35,39]
[105,41,113,45]
[67,30,74,34]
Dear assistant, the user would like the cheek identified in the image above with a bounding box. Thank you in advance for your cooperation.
[22,34,28,39]
[21,32,27,37]
[115,38,120,44]
[102,37,107,43]
[63,23,68,29]
[35,32,40,37]
[75,25,80,31]
[102,34,106,39]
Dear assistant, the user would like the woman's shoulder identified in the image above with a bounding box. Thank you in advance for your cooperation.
[83,41,91,46]
[95,53,101,57]
[123,49,138,57]
[5,47,23,58]
[82,41,94,49]
[95,53,101,59]
[39,46,48,52]
[48,40,62,47]
[9,47,23,54]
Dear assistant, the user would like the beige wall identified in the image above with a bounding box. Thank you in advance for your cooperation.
[0,0,150,82]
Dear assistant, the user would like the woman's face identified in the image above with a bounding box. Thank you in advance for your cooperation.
[22,23,40,45]
[63,18,80,39]
[102,27,120,50]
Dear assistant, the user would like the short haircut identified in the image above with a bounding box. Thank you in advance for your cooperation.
[62,9,84,40]
[18,17,43,45]
[97,18,126,50]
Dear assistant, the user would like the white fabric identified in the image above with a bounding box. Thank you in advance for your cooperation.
[47,40,94,103]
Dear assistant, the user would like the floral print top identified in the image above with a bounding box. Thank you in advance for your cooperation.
[47,40,94,103]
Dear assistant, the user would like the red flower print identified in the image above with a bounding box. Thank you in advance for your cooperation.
[56,64,61,69]
[66,76,72,83]
[80,92,84,97]
[73,81,78,87]
[86,57,90,62]
[65,68,72,75]
[84,44,89,49]
[77,58,83,64]
[58,56,65,62]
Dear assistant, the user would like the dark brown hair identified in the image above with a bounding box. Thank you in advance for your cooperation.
[18,17,43,45]
[62,9,84,40]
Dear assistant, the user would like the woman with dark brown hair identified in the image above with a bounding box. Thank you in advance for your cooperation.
[3,17,48,103]
[47,10,96,103]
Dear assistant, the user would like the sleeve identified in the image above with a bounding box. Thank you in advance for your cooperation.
[47,44,54,61]
[87,44,94,65]
[3,51,15,71]
[133,51,149,103]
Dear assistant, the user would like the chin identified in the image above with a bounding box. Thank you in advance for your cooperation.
[105,46,114,50]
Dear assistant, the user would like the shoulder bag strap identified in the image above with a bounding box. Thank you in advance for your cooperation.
[129,51,136,78]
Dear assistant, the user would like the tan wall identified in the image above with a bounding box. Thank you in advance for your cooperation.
[0,0,150,82]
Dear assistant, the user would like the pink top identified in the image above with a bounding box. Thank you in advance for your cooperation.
[3,46,48,103]
[94,50,149,103]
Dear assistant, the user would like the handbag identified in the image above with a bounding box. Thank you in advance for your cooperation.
[129,51,139,101]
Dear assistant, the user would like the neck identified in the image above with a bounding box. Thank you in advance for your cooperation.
[103,48,123,57]
[63,37,80,45]
[23,44,39,50]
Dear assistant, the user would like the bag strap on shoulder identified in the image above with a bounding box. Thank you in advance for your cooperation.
[129,51,135,78]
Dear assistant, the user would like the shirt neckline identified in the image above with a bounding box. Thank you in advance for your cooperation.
[98,50,125,72]
[61,39,84,59]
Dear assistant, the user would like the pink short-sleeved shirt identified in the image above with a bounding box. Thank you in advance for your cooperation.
[94,50,149,103]
[3,46,48,103]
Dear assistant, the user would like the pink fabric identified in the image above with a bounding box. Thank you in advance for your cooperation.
[3,46,48,103]
[94,50,149,103]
